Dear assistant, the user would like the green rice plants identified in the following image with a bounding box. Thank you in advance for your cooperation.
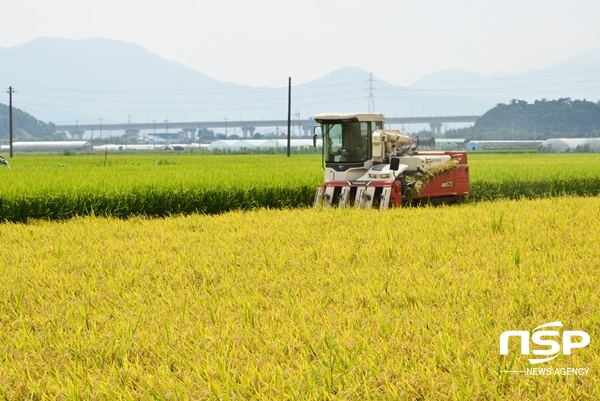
[0,153,599,221]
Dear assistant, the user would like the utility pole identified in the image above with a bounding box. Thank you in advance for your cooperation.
[294,110,301,137]
[8,86,15,158]
[127,114,131,148]
[287,77,291,157]
[165,118,169,145]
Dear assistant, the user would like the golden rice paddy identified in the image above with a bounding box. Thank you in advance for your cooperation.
[0,196,598,399]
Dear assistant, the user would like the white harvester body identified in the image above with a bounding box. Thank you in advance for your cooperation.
[313,112,469,209]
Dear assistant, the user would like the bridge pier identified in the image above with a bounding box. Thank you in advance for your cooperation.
[69,130,85,140]
[302,125,313,137]
[429,122,443,135]
[241,126,256,138]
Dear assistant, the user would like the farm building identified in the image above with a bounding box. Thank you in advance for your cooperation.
[435,139,541,151]
[94,144,209,151]
[92,139,323,152]
[0,141,91,151]
[435,139,468,150]
[538,138,600,153]
[208,139,322,151]
[467,140,542,150]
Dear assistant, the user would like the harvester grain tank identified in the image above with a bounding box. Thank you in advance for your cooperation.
[312,113,469,208]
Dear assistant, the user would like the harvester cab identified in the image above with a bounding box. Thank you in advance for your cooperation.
[313,112,469,209]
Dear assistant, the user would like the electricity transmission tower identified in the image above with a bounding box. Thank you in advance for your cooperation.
[368,73,375,112]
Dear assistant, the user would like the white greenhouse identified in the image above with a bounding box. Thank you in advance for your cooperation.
[538,138,600,153]
[208,139,322,151]
[0,141,91,151]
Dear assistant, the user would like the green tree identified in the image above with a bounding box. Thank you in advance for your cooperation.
[0,103,57,140]
[473,98,600,139]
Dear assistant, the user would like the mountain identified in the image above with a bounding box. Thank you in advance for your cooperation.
[295,67,474,118]
[410,47,600,110]
[1,37,599,127]
[0,37,250,125]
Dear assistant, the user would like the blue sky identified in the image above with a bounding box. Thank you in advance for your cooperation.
[3,0,599,86]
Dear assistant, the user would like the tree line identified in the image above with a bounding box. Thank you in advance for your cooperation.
[446,98,600,140]
[0,103,59,141]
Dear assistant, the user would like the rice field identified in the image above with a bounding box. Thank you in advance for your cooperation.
[0,197,598,399]
[0,154,318,222]
[467,153,600,201]
[0,152,599,222]
[0,152,599,398]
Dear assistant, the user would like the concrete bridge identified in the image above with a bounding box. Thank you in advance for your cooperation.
[56,115,481,138]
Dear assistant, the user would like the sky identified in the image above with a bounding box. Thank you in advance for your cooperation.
[2,0,599,87]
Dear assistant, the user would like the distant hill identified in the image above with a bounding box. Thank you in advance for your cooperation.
[475,98,600,136]
[0,103,57,140]
[0,37,599,127]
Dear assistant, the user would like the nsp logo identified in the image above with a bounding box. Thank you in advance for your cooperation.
[500,321,590,364]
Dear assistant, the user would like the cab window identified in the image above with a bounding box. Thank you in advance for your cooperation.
[325,122,370,163]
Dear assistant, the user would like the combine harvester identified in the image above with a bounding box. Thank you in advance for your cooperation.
[313,113,469,209]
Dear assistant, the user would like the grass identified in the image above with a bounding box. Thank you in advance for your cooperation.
[0,197,598,398]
